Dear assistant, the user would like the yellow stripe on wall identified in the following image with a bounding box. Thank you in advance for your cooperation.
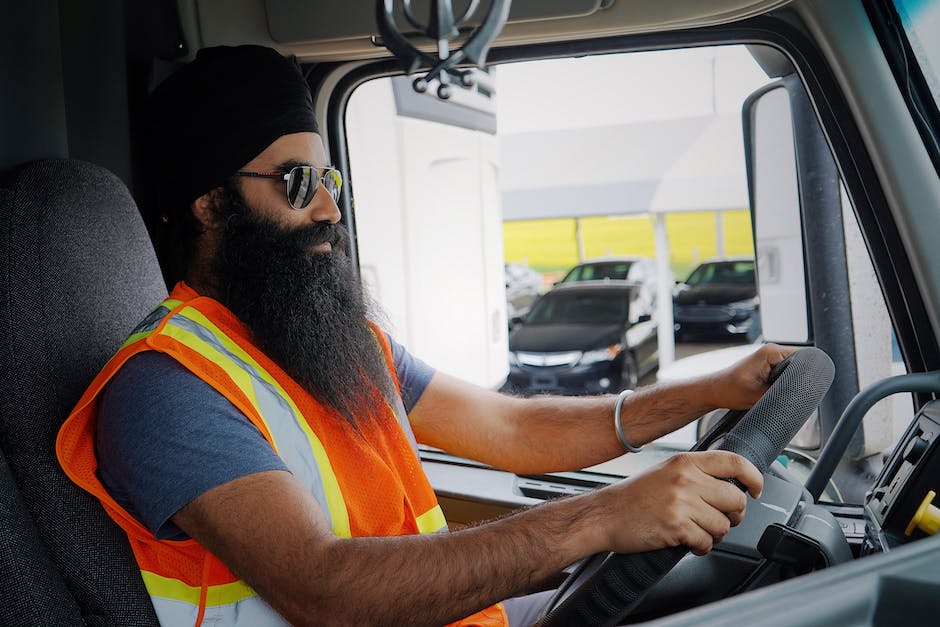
[503,210,754,279]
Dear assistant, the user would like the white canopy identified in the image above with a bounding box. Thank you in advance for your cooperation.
[499,113,748,220]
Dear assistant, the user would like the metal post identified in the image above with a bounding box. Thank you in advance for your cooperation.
[654,211,675,368]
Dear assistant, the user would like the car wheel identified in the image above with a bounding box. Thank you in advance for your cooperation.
[619,352,639,391]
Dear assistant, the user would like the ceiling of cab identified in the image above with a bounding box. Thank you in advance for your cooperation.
[184,0,792,62]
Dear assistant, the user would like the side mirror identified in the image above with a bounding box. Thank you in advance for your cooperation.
[743,79,811,344]
[509,315,526,330]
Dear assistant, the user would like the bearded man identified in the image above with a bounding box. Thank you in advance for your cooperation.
[58,46,784,627]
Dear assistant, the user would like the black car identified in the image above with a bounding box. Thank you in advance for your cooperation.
[557,256,657,286]
[673,258,760,340]
[504,282,658,396]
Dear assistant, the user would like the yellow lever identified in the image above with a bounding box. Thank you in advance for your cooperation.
[905,490,940,536]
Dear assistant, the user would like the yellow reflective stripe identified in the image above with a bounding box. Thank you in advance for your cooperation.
[120,330,151,350]
[169,307,351,539]
[415,505,447,534]
[141,571,256,606]
[162,299,184,310]
[158,322,263,426]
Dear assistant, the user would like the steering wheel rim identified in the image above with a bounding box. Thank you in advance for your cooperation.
[535,347,834,627]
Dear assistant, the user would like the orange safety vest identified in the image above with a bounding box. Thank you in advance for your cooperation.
[57,282,507,627]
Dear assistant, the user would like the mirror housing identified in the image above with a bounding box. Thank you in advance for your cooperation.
[743,81,811,344]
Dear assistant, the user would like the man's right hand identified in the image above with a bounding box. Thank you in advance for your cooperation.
[589,450,764,557]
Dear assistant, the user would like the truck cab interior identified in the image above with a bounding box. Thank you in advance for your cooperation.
[2,0,940,625]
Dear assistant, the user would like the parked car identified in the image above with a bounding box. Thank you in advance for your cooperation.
[557,256,657,285]
[673,257,760,340]
[504,281,658,395]
[557,256,658,314]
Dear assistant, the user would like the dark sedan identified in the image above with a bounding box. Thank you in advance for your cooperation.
[504,282,658,396]
[673,258,760,340]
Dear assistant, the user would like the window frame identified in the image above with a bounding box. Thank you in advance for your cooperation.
[864,0,940,174]
[316,8,938,499]
[323,8,936,383]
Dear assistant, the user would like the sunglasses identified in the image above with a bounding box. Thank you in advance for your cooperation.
[233,165,343,209]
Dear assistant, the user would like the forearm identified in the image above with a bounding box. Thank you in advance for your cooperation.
[179,451,766,627]
[248,494,603,627]
[415,345,786,475]
[495,376,720,474]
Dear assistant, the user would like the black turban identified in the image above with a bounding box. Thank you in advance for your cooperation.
[147,45,318,217]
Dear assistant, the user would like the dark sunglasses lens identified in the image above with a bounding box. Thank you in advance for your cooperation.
[287,166,316,209]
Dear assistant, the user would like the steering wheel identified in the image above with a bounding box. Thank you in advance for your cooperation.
[535,347,835,627]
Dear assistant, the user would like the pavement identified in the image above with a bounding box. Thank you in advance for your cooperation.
[639,340,742,386]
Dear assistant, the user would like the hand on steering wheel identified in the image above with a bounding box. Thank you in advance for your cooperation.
[535,347,834,627]
[588,451,762,557]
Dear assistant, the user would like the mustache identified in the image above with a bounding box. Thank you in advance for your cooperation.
[289,222,349,252]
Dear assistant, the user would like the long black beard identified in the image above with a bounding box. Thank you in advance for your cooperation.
[212,182,392,427]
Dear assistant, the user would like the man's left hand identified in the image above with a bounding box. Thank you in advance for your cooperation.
[710,343,794,410]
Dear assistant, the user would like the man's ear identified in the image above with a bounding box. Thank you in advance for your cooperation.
[192,188,223,231]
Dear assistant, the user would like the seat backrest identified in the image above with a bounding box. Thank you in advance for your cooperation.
[0,160,166,625]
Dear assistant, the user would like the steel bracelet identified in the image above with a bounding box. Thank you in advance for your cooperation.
[614,389,642,453]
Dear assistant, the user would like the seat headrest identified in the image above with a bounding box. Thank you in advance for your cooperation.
[0,159,167,400]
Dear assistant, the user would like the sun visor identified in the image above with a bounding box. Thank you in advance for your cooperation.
[265,0,609,44]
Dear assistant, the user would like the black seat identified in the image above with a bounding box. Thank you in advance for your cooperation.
[0,160,165,625]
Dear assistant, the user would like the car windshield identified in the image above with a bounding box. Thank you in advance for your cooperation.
[685,261,755,286]
[561,261,634,282]
[892,0,940,114]
[526,291,629,324]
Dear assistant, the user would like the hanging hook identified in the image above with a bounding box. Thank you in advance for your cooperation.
[376,0,511,100]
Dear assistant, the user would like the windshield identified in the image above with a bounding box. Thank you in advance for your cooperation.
[892,0,940,113]
[526,291,630,325]
[561,261,634,282]
[685,261,755,286]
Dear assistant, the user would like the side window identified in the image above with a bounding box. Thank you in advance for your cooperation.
[842,186,913,464]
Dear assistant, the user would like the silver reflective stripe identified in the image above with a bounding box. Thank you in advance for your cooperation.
[132,305,171,335]
[386,392,419,456]
[150,593,288,626]
[163,314,334,530]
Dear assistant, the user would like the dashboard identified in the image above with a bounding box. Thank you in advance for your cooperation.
[864,401,940,553]
[421,388,940,624]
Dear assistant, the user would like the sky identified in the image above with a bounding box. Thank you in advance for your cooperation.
[494,45,773,134]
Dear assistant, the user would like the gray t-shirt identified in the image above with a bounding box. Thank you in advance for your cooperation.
[95,333,435,540]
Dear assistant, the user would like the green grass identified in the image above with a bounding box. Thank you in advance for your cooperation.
[504,210,754,281]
